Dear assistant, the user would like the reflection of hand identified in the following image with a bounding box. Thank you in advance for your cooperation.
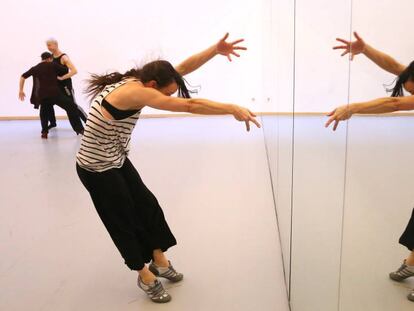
[231,105,261,131]
[325,105,353,131]
[333,32,366,60]
[216,33,247,62]
[18,91,25,101]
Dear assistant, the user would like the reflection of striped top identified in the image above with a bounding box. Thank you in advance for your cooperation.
[76,80,141,172]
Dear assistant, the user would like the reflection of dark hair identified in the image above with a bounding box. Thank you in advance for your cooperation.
[41,52,52,60]
[388,61,414,97]
[85,60,195,100]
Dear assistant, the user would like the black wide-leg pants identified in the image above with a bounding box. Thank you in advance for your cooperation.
[399,208,414,251]
[76,158,177,270]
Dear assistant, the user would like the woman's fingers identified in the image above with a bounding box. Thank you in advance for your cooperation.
[333,45,348,50]
[221,32,230,42]
[233,46,248,50]
[231,51,240,57]
[248,109,257,117]
[245,120,250,131]
[227,55,232,62]
[341,50,349,57]
[354,31,362,41]
[231,39,245,45]
[325,116,336,128]
[250,116,261,128]
[327,109,335,117]
[336,38,350,45]
[333,120,339,131]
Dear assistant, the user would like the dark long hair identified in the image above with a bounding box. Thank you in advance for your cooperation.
[85,60,194,100]
[388,61,414,97]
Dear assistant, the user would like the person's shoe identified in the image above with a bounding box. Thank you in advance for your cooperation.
[149,261,184,283]
[47,123,57,130]
[41,132,48,139]
[408,289,414,302]
[137,276,171,303]
[389,260,414,282]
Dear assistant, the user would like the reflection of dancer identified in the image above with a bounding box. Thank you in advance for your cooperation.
[76,33,259,303]
[46,38,87,127]
[19,52,84,138]
[329,32,414,302]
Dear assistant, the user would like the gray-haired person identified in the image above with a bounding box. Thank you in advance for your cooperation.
[46,38,87,128]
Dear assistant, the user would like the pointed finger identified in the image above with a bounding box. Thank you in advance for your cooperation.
[354,31,362,41]
[341,50,349,57]
[333,45,348,50]
[233,46,247,50]
[231,39,244,45]
[231,51,240,57]
[333,120,339,131]
[250,117,261,128]
[245,120,250,132]
[221,32,229,42]
[325,116,335,128]
[336,38,350,45]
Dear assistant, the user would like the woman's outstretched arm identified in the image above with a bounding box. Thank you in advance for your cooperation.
[132,86,260,131]
[175,33,247,76]
[325,95,414,131]
[333,32,406,76]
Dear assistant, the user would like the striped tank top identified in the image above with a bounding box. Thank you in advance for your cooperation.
[76,79,141,172]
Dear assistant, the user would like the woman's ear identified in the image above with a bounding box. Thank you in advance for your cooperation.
[143,80,158,89]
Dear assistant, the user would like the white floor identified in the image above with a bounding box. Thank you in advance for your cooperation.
[0,117,289,311]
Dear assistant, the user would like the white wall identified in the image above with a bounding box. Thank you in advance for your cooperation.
[0,0,271,117]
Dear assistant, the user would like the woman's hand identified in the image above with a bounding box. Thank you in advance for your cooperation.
[57,76,65,81]
[325,105,353,131]
[18,91,26,101]
[333,32,366,60]
[231,105,261,131]
[216,33,247,62]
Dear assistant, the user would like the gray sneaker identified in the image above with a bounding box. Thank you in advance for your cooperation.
[149,261,184,283]
[408,289,414,302]
[389,261,414,282]
[137,276,171,303]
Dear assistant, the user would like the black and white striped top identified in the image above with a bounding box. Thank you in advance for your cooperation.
[76,79,141,172]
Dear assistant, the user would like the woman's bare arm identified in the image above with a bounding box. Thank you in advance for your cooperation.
[325,95,414,131]
[333,32,406,75]
[175,33,247,76]
[132,86,260,131]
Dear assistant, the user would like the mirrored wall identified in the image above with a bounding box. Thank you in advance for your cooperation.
[263,0,414,310]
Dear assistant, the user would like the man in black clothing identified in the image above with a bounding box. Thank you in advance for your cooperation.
[19,52,84,139]
[46,38,87,126]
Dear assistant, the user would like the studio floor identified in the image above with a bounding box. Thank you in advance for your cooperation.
[0,117,289,311]
[3,115,414,311]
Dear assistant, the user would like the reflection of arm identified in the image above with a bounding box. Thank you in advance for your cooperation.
[363,45,406,76]
[351,95,414,114]
[59,55,78,80]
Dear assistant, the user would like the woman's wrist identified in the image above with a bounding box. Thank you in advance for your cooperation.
[348,103,359,114]
[226,104,237,115]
